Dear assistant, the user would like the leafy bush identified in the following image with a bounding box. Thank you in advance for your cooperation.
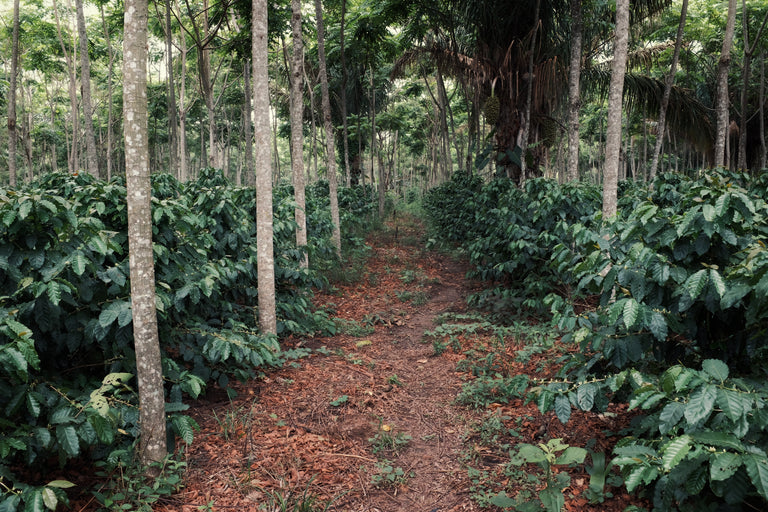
[0,170,374,506]
[552,172,768,371]
[425,170,768,510]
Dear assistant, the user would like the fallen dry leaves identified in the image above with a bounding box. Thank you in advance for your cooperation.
[66,215,649,512]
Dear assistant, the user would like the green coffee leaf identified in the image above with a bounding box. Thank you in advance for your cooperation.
[710,452,742,482]
[684,269,709,300]
[685,384,716,426]
[623,298,639,330]
[577,382,596,411]
[661,434,691,471]
[55,425,80,458]
[702,359,729,382]
[744,454,768,501]
[554,393,571,424]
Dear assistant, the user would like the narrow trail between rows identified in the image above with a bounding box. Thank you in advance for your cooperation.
[172,216,483,511]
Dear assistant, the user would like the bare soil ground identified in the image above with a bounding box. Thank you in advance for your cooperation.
[70,214,649,512]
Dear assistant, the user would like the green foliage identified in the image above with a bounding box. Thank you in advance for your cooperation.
[552,171,768,370]
[0,171,376,506]
[368,424,411,456]
[426,171,768,509]
[607,360,768,510]
[496,438,587,512]
[92,452,187,511]
[423,174,601,319]
[370,460,414,488]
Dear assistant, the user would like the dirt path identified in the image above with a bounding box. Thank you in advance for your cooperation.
[168,219,484,511]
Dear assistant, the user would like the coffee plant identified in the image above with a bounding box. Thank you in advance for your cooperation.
[0,170,374,507]
[425,170,768,510]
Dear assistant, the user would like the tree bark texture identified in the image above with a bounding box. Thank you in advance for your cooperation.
[566,0,583,182]
[714,0,737,168]
[123,0,167,469]
[8,0,19,187]
[253,0,277,335]
[315,0,342,259]
[602,0,629,220]
[290,0,308,268]
[76,0,100,177]
[649,0,688,181]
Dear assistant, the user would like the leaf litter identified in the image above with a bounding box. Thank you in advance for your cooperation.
[69,214,650,511]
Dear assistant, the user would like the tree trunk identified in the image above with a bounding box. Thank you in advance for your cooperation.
[340,0,351,185]
[243,60,255,186]
[315,0,342,259]
[304,65,319,182]
[53,0,79,173]
[76,0,99,177]
[738,3,768,171]
[649,0,688,180]
[179,33,190,182]
[603,0,629,220]
[253,0,277,334]
[519,0,540,182]
[101,4,115,180]
[761,52,767,169]
[165,0,179,177]
[566,0,583,182]
[8,0,19,187]
[123,0,167,469]
[714,0,737,168]
[289,0,308,268]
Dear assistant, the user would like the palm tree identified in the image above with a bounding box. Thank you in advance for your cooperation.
[391,0,710,182]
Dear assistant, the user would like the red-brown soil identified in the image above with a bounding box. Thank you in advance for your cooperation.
[70,215,649,511]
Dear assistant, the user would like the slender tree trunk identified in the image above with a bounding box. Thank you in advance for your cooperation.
[603,0,630,220]
[566,0,583,182]
[304,66,319,182]
[289,0,308,268]
[100,5,115,180]
[340,0,351,185]
[315,0,341,259]
[53,0,79,173]
[761,52,767,169]
[123,0,166,469]
[519,0,541,182]
[179,33,190,182]
[253,0,277,334]
[76,0,99,176]
[243,60,255,186]
[649,0,688,180]
[738,3,768,170]
[714,0,737,168]
[8,0,19,187]
[435,67,452,178]
[165,0,179,177]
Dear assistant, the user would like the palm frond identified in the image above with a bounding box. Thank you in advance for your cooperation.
[585,68,713,153]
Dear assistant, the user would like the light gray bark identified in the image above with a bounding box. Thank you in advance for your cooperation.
[253,0,277,334]
[566,0,583,182]
[714,0,737,168]
[649,0,688,181]
[8,0,19,187]
[243,60,255,186]
[290,0,308,268]
[76,0,99,177]
[738,2,768,170]
[52,0,79,173]
[339,0,350,185]
[315,0,342,259]
[123,0,167,469]
[603,0,630,220]
[100,4,115,180]
[165,0,179,177]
